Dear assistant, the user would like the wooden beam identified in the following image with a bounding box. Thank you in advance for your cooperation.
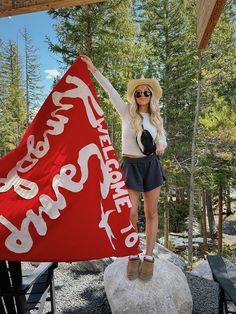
[0,0,106,17]
[197,0,227,49]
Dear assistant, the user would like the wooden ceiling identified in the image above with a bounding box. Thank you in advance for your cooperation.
[0,0,106,17]
[0,0,227,49]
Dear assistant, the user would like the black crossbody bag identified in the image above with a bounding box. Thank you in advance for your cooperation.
[136,126,156,156]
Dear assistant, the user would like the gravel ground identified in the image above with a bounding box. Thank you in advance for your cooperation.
[41,262,219,314]
[185,272,219,314]
[50,263,111,314]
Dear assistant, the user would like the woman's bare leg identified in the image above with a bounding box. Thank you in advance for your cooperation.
[143,187,161,256]
[126,188,141,280]
[127,188,141,231]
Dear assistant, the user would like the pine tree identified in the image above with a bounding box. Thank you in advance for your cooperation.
[189,2,236,258]
[0,40,26,156]
[21,28,43,125]
[139,0,198,232]
[197,2,236,218]
[47,0,146,158]
[0,39,5,156]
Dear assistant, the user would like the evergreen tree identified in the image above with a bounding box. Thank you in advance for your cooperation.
[21,28,43,125]
[197,2,236,215]
[0,40,26,156]
[139,0,198,232]
[47,0,146,158]
[0,39,5,156]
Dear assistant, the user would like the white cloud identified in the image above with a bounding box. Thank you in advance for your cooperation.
[44,69,60,80]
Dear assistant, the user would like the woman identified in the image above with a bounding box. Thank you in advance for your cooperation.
[81,55,167,281]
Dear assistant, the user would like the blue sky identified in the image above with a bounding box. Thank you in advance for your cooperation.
[0,11,61,97]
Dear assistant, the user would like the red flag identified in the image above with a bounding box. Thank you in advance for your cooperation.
[0,57,141,262]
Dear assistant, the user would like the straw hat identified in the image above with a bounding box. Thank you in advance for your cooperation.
[127,77,162,103]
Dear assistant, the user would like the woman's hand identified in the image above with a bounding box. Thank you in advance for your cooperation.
[80,55,96,73]
[156,143,165,156]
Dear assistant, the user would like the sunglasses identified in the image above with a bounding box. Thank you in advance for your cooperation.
[134,90,152,98]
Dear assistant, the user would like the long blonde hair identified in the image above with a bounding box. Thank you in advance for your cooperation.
[129,87,166,143]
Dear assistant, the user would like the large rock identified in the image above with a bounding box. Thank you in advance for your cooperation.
[104,257,193,314]
[190,260,214,280]
[191,258,236,281]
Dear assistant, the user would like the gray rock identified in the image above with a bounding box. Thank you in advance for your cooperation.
[69,257,114,273]
[223,219,236,235]
[191,257,236,281]
[157,245,186,270]
[190,260,213,280]
[159,235,213,251]
[104,257,193,314]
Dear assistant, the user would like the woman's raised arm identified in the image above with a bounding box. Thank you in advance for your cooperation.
[80,55,127,117]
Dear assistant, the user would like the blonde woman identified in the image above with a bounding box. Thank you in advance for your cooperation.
[81,55,167,281]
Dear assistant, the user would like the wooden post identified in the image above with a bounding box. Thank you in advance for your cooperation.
[197,0,227,49]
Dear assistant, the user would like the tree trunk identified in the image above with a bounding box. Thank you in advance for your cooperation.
[84,5,93,55]
[206,190,217,239]
[201,189,208,253]
[24,38,30,126]
[218,185,223,255]
[226,186,232,216]
[188,50,202,270]
[199,190,203,235]
[176,189,180,203]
